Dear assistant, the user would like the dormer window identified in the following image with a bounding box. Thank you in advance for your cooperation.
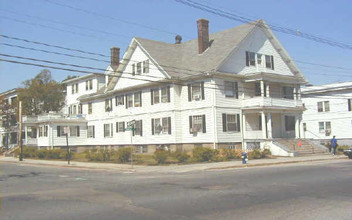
[265,55,274,70]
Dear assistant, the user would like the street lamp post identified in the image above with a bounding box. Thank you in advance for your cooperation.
[127,120,136,169]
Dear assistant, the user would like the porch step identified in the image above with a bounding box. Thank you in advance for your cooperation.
[274,139,328,156]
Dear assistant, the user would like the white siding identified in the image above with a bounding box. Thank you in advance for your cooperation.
[218,27,293,76]
[114,45,168,90]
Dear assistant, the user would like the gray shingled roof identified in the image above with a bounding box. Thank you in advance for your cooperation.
[134,20,259,79]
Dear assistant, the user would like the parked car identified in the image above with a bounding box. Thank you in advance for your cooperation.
[343,148,352,159]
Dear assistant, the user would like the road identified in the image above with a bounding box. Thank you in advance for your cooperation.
[1,159,351,220]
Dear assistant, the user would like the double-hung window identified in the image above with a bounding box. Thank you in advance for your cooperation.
[285,116,295,131]
[317,101,330,112]
[116,122,125,133]
[265,55,274,69]
[151,117,171,135]
[87,125,95,138]
[78,104,82,114]
[225,81,238,98]
[246,51,256,66]
[136,62,142,75]
[319,121,331,136]
[133,120,143,136]
[134,92,142,107]
[56,126,66,137]
[126,94,133,108]
[115,95,124,106]
[188,82,204,101]
[104,123,113,138]
[189,115,206,133]
[143,60,149,73]
[86,79,93,90]
[151,87,170,104]
[105,99,112,112]
[88,103,92,114]
[70,126,80,137]
[222,114,241,132]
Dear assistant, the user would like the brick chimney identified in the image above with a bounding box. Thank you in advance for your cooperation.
[110,47,120,70]
[197,18,209,54]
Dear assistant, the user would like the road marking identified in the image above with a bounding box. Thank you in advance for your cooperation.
[75,177,87,181]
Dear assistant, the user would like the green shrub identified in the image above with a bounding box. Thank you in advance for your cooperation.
[154,150,168,164]
[261,149,271,158]
[248,149,262,159]
[36,149,49,159]
[111,148,131,163]
[192,147,217,162]
[174,151,190,163]
[14,147,37,158]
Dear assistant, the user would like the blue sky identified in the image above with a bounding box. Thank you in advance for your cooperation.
[1,0,351,92]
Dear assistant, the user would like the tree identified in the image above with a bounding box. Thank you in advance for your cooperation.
[18,69,65,115]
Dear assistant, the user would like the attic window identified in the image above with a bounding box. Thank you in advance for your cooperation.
[143,60,149,73]
[265,55,274,70]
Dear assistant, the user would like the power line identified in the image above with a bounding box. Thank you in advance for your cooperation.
[174,0,352,50]
[2,35,352,78]
[43,0,189,39]
[0,16,118,43]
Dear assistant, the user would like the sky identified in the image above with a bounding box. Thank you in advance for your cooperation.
[0,0,351,92]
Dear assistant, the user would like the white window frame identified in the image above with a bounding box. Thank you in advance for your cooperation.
[127,94,133,108]
[317,101,330,112]
[143,60,149,73]
[104,123,113,138]
[116,95,124,106]
[134,92,141,107]
[87,125,95,138]
[105,99,112,112]
[191,115,203,133]
[191,83,202,101]
[224,81,238,98]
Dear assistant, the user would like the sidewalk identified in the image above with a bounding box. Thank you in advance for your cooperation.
[0,154,347,174]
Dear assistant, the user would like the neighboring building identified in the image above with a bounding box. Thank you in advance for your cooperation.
[24,19,317,156]
[301,81,352,146]
[0,89,19,149]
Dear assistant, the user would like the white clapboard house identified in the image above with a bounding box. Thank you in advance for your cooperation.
[301,81,352,146]
[24,19,326,156]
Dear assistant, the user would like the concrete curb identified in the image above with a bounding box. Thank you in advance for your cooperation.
[1,156,348,173]
[206,157,347,171]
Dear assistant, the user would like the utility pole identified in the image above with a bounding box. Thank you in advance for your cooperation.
[126,120,135,169]
[64,126,70,165]
[19,101,23,161]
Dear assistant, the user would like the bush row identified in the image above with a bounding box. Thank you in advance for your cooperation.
[85,148,131,163]
[14,147,72,160]
[153,147,272,164]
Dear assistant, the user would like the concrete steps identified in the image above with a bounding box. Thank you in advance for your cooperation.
[275,139,328,156]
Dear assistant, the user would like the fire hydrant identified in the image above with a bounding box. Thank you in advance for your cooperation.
[241,152,248,164]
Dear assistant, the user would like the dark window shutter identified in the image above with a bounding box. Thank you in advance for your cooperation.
[348,99,351,111]
[237,114,241,132]
[235,82,239,99]
[116,122,118,133]
[188,84,191,101]
[104,125,106,137]
[77,126,80,137]
[115,96,118,106]
[93,126,95,138]
[189,116,192,134]
[151,119,154,135]
[201,82,205,100]
[111,124,113,137]
[259,115,262,130]
[151,89,154,105]
[168,117,171,134]
[125,95,128,109]
[246,51,249,66]
[271,56,274,70]
[140,120,143,136]
[202,115,206,133]
[167,86,170,102]
[222,114,227,132]
[139,91,142,107]
[132,124,135,136]
[122,122,125,132]
[57,126,61,137]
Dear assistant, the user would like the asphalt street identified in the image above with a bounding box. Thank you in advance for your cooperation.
[1,159,351,220]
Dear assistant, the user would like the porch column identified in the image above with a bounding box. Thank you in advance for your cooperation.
[293,87,297,100]
[297,86,301,100]
[261,112,267,139]
[266,83,270,98]
[295,114,300,138]
[267,113,272,139]
[242,114,246,139]
[260,80,265,97]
